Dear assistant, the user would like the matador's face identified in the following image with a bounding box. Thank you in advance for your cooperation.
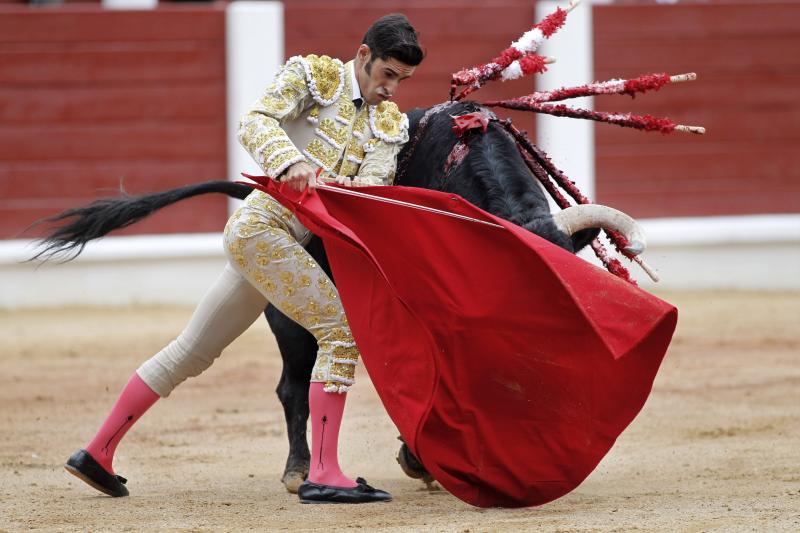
[355,44,416,106]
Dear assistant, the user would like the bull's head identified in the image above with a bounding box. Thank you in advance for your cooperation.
[443,0,703,283]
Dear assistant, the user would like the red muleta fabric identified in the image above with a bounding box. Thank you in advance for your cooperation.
[246,177,678,508]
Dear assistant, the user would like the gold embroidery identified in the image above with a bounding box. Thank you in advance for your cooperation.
[308,105,320,124]
[317,117,348,147]
[347,141,365,159]
[262,276,277,293]
[336,100,356,123]
[328,328,352,343]
[338,161,358,177]
[226,192,362,390]
[291,308,303,323]
[339,140,365,177]
[330,363,356,381]
[262,140,294,159]
[279,300,303,323]
[284,71,306,92]
[265,215,282,230]
[229,237,246,253]
[271,247,287,260]
[246,192,268,209]
[365,100,408,147]
[268,150,303,176]
[281,84,300,102]
[305,138,339,169]
[363,138,379,152]
[236,225,267,239]
[257,94,289,115]
[241,121,260,144]
[373,101,404,139]
[256,253,270,267]
[244,131,269,155]
[332,344,359,360]
[315,354,330,370]
[306,54,342,103]
[283,285,297,298]
[352,113,368,138]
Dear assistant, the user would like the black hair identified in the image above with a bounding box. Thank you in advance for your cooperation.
[362,13,424,68]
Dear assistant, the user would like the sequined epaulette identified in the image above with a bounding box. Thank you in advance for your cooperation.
[369,101,409,143]
[285,54,345,107]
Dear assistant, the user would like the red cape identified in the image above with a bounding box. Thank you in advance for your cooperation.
[248,178,677,508]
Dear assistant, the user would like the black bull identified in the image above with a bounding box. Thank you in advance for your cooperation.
[35,101,599,491]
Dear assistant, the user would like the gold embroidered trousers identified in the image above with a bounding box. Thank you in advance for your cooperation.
[136,190,359,397]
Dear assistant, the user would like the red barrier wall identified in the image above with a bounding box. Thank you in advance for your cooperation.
[593,1,800,218]
[0,5,227,239]
[284,0,539,131]
[1,1,795,239]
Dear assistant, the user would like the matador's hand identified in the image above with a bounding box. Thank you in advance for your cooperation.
[281,161,317,191]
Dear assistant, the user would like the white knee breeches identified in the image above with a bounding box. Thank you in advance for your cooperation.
[136,190,359,397]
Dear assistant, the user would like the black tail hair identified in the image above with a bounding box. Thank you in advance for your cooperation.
[29,180,253,262]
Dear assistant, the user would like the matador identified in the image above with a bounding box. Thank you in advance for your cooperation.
[64,13,424,504]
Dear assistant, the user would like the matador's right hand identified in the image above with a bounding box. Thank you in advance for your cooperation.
[281,161,317,191]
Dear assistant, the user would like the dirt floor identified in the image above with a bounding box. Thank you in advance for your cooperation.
[1,291,798,532]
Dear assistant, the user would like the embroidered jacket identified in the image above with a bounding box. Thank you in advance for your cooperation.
[237,54,409,186]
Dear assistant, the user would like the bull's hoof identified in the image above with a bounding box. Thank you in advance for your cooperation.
[282,471,307,494]
[396,440,432,482]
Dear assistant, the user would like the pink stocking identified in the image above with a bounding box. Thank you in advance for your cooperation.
[84,372,160,474]
[307,382,357,488]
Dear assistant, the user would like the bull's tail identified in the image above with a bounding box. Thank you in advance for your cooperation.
[29,180,254,262]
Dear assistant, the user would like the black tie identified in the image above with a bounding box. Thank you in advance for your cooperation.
[353,97,363,110]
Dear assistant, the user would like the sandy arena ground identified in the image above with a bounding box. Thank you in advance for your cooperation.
[1,291,798,532]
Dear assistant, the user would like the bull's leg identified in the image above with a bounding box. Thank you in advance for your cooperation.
[267,305,317,493]
[266,236,334,494]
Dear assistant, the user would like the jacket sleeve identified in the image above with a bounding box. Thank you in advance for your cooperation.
[352,132,409,187]
[237,61,311,179]
[352,104,410,187]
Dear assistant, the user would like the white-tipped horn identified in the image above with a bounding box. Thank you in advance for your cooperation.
[553,204,647,255]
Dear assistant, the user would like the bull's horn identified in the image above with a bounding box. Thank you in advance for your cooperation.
[553,204,646,255]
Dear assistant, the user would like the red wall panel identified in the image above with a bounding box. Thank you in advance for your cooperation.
[3,1,792,241]
[284,1,540,137]
[593,1,800,218]
[0,5,227,239]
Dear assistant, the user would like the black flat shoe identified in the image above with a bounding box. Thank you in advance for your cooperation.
[298,477,392,504]
[64,449,129,497]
